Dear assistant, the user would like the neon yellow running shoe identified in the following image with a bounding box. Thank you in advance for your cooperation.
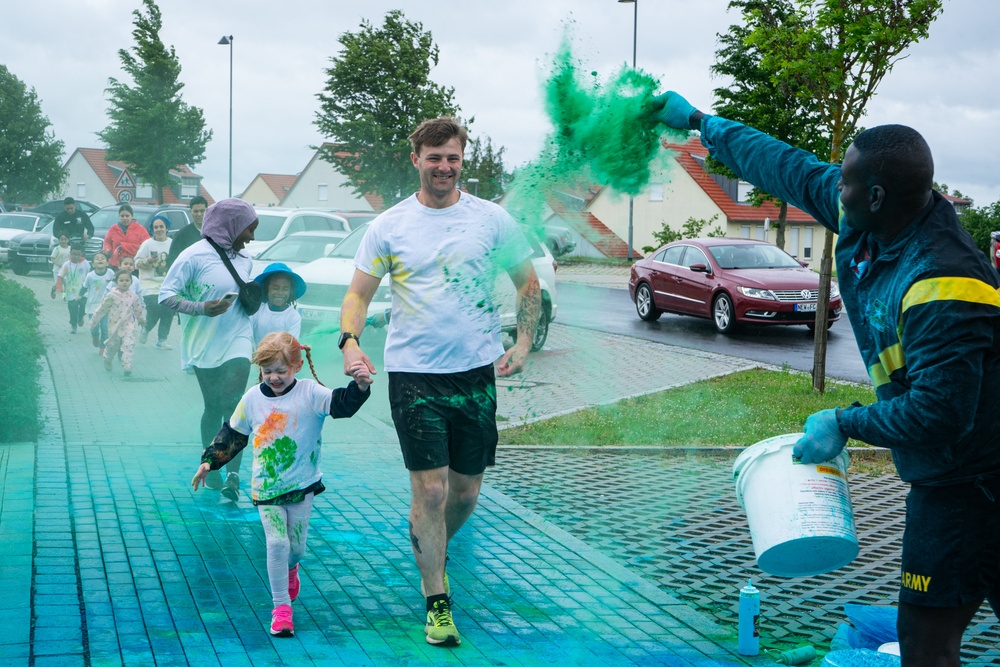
[425,598,460,646]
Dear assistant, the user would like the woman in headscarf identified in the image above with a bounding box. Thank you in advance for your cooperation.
[160,198,259,501]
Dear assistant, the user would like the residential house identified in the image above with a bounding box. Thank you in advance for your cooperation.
[241,173,298,207]
[277,143,380,212]
[532,137,826,267]
[55,148,214,207]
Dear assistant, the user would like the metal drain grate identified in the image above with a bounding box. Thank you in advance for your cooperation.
[489,449,1000,663]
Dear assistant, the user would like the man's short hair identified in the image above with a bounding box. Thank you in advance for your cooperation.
[852,125,934,203]
[64,197,75,205]
[189,195,208,209]
[409,117,468,156]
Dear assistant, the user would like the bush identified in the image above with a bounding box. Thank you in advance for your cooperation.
[0,274,44,441]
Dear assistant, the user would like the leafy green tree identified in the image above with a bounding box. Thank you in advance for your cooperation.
[709,0,832,251]
[933,182,969,202]
[315,10,461,207]
[0,65,65,205]
[747,0,943,391]
[642,215,725,254]
[98,0,211,204]
[462,136,509,201]
[959,201,1000,258]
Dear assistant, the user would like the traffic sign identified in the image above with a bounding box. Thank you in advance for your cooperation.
[114,169,135,189]
[118,189,134,203]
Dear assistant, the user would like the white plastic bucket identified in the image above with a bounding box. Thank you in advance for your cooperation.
[733,433,859,577]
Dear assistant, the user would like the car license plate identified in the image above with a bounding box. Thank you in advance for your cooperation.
[795,302,818,312]
[299,308,326,321]
[26,256,48,264]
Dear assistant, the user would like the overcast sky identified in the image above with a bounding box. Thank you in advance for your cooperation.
[5,0,998,206]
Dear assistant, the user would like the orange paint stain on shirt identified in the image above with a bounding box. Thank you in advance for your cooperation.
[253,410,288,449]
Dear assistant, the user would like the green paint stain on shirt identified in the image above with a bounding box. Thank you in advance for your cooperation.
[257,435,297,493]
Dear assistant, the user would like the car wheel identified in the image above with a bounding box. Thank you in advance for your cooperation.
[530,307,550,352]
[10,259,29,276]
[712,293,737,334]
[635,283,661,322]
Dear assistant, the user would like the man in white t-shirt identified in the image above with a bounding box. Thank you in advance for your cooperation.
[340,117,541,647]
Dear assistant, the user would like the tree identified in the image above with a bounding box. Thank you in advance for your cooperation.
[642,215,726,254]
[709,0,832,251]
[462,136,509,201]
[959,201,1000,258]
[747,0,943,392]
[315,10,461,207]
[0,65,65,205]
[98,0,211,205]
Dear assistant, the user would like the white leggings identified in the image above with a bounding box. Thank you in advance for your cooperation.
[258,493,313,606]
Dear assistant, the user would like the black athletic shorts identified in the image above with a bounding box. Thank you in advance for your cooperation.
[388,364,498,475]
[899,474,1000,607]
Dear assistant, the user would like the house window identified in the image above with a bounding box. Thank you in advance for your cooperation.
[737,181,754,203]
[181,178,198,199]
[76,183,86,198]
[648,183,664,202]
[755,226,765,241]
[136,183,154,199]
[740,225,751,239]
[318,184,328,201]
[788,227,800,258]
[804,227,813,260]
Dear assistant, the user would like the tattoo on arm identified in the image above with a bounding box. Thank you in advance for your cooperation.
[409,520,422,554]
[516,277,542,342]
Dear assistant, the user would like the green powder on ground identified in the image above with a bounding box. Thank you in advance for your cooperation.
[506,33,688,230]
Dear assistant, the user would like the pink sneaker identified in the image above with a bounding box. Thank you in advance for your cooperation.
[270,604,293,637]
[288,565,300,601]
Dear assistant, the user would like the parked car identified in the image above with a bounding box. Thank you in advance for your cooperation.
[628,238,842,334]
[0,213,53,265]
[0,201,23,213]
[247,208,350,258]
[28,199,100,216]
[248,230,350,280]
[521,222,576,257]
[294,222,559,351]
[8,204,194,271]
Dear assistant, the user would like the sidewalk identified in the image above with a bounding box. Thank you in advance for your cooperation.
[4,271,765,667]
[554,263,631,290]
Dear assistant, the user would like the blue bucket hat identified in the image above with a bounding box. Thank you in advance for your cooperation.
[253,262,306,300]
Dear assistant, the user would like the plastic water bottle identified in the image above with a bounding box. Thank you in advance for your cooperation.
[738,579,760,655]
[776,645,817,664]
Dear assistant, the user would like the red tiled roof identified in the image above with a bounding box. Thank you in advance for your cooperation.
[664,137,815,224]
[74,148,214,205]
[257,173,298,201]
[939,192,972,206]
[550,202,642,259]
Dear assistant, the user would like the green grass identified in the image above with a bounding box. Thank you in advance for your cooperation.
[500,367,876,448]
[556,256,634,268]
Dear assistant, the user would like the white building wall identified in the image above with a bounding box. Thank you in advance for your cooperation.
[281,158,374,211]
[240,178,282,207]
[55,153,114,206]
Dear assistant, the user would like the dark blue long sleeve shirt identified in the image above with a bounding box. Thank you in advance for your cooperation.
[700,116,1000,485]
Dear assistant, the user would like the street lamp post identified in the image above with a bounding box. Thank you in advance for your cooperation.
[619,0,637,260]
[466,178,479,197]
[218,35,233,198]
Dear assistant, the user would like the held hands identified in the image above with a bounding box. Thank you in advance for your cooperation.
[348,361,373,391]
[650,91,698,130]
[793,409,848,464]
[203,298,232,317]
[191,462,211,491]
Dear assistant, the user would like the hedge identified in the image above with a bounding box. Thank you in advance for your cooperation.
[0,274,44,441]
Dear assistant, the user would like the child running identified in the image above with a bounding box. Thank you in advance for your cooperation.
[90,269,146,376]
[82,252,115,355]
[250,263,305,346]
[106,255,143,298]
[55,242,91,334]
[191,332,372,637]
[50,233,71,299]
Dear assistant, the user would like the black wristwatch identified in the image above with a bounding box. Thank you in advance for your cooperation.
[338,332,360,350]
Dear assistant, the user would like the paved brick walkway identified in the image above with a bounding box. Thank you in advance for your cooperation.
[4,271,767,666]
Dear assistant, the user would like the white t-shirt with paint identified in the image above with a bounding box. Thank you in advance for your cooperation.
[230,379,332,503]
[83,269,116,315]
[251,304,301,347]
[159,239,253,371]
[134,238,172,296]
[354,192,532,373]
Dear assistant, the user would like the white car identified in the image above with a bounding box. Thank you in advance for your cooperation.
[246,208,351,258]
[248,230,349,280]
[0,213,52,263]
[295,222,558,351]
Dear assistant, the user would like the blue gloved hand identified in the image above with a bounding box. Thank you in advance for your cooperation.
[650,91,698,130]
[793,409,848,464]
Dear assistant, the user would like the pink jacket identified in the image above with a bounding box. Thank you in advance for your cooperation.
[103,222,150,267]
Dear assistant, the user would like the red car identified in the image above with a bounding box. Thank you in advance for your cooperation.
[628,238,842,334]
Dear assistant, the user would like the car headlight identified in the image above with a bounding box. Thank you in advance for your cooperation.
[738,286,777,300]
[830,282,841,299]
